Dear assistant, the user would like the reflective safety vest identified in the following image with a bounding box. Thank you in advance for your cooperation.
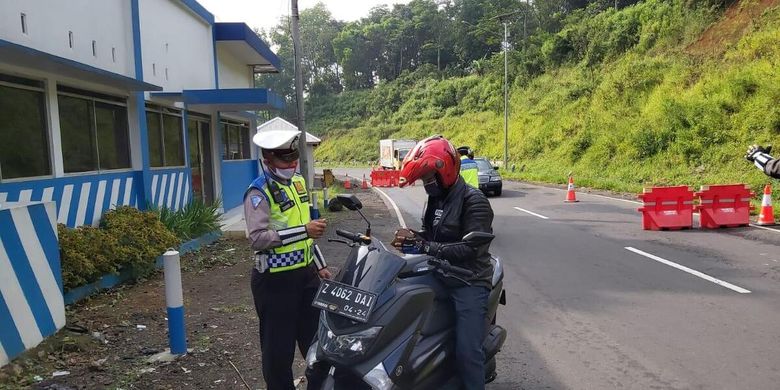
[460,156,479,188]
[246,173,314,273]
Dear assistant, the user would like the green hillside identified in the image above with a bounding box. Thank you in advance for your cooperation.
[310,0,780,193]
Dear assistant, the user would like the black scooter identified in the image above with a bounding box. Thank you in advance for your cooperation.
[306,194,507,389]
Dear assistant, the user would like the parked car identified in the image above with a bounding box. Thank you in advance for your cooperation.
[475,158,502,196]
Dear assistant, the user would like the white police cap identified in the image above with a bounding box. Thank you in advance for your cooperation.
[252,129,301,150]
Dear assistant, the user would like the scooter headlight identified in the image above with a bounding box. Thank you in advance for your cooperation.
[363,361,394,390]
[319,313,382,360]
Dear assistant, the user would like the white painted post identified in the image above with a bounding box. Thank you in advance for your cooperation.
[163,250,186,355]
[323,187,329,209]
[310,192,320,219]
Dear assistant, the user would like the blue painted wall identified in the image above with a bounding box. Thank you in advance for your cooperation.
[221,160,258,209]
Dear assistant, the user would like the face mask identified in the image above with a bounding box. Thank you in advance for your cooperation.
[272,167,296,180]
[423,178,443,197]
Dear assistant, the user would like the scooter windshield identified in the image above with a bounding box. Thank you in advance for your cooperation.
[339,245,406,296]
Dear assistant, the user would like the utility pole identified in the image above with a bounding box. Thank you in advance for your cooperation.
[291,0,309,184]
[503,21,508,170]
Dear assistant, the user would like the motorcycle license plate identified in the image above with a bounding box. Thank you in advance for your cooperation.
[312,280,377,323]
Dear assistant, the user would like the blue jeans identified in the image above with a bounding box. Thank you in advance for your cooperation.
[450,285,491,390]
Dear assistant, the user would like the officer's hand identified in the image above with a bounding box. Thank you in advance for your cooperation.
[306,219,327,239]
[746,144,772,162]
[318,267,333,280]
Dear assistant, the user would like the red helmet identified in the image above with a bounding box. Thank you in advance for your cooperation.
[399,136,461,188]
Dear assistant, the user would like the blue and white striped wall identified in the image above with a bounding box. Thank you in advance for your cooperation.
[0,201,65,366]
[149,168,192,210]
[0,171,142,228]
[0,169,193,229]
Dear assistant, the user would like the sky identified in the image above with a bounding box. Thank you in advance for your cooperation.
[197,0,413,33]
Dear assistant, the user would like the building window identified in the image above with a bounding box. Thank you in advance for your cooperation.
[92,40,97,57]
[57,86,130,173]
[0,74,51,180]
[20,13,27,35]
[68,31,73,48]
[221,120,251,160]
[146,105,184,167]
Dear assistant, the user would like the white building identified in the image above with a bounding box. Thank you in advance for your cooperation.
[0,0,283,366]
[0,0,283,222]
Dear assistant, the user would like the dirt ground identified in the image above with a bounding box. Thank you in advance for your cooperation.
[0,188,399,390]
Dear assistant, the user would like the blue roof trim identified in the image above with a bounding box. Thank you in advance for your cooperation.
[214,23,282,71]
[182,88,285,111]
[180,0,215,25]
[0,39,162,91]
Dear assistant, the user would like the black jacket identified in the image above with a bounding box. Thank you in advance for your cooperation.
[419,177,494,288]
[765,158,780,179]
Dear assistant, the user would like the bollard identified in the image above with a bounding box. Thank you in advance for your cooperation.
[323,187,329,209]
[163,250,187,355]
[310,192,320,219]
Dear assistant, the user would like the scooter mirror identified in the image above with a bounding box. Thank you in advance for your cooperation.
[462,231,494,246]
[336,194,363,211]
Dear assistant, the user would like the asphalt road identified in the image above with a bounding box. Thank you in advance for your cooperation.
[326,168,780,389]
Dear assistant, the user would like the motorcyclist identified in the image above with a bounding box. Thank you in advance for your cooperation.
[392,135,495,389]
[745,144,780,179]
[457,146,479,189]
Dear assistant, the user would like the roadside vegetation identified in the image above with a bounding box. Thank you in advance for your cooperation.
[262,0,780,194]
[58,201,222,291]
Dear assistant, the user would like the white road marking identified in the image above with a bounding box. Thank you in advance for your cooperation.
[545,186,641,204]
[345,173,407,228]
[372,186,407,228]
[749,224,780,234]
[513,207,550,220]
[624,247,751,294]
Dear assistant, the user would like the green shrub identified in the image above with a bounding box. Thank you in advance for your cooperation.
[58,206,178,291]
[99,206,179,279]
[149,198,223,240]
[58,224,121,290]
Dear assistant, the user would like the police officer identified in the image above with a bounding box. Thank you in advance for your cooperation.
[244,129,332,390]
[458,146,479,188]
[745,144,780,179]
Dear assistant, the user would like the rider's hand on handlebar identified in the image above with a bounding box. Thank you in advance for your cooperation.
[745,144,772,162]
[392,228,434,254]
[306,219,327,239]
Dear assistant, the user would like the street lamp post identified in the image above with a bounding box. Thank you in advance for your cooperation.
[503,21,508,170]
[291,0,309,184]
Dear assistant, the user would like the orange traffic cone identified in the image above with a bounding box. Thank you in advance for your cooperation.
[344,178,352,189]
[564,176,579,203]
[362,174,369,189]
[757,184,775,225]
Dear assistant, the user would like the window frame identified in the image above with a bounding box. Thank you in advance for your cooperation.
[145,104,186,169]
[221,119,252,161]
[57,85,132,176]
[0,75,53,183]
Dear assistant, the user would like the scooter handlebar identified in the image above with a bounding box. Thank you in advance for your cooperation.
[336,229,371,244]
[427,258,474,278]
